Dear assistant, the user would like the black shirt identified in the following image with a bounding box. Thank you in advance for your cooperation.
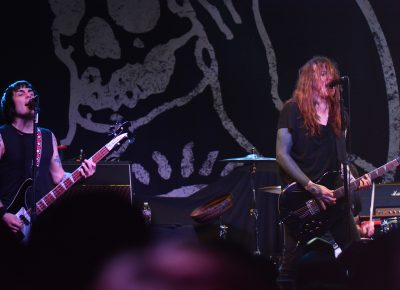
[277,101,340,185]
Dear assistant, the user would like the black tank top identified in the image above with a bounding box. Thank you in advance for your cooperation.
[0,124,54,208]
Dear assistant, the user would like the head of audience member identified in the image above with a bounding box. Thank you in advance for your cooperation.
[90,239,279,290]
[0,221,27,290]
[27,190,149,290]
[340,229,400,290]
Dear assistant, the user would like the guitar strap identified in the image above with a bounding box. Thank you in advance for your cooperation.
[36,128,42,167]
[34,128,43,176]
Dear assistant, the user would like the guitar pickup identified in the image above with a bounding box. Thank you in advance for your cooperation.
[19,215,30,225]
[306,200,320,215]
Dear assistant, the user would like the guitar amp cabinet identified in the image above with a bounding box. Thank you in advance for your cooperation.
[358,183,400,218]
[62,161,133,203]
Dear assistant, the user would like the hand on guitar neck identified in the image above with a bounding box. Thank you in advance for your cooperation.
[354,173,372,190]
[77,158,96,179]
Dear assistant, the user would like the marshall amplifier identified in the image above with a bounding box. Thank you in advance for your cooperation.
[61,161,133,203]
[358,183,400,218]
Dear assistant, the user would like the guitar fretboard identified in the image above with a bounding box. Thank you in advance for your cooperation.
[335,157,400,198]
[31,132,128,215]
[35,147,110,214]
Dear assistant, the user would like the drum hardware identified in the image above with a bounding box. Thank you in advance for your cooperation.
[220,148,276,255]
[220,153,276,163]
[258,185,282,195]
[380,217,400,234]
[190,193,233,240]
[219,224,229,240]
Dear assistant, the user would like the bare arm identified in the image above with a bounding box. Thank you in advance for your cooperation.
[276,128,309,187]
[276,128,335,209]
[49,133,66,185]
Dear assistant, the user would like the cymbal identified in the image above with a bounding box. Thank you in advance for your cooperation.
[191,193,233,223]
[258,185,281,194]
[220,153,276,163]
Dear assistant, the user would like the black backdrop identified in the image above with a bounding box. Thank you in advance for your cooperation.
[1,0,400,256]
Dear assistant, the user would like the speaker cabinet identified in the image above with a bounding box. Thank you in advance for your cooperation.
[62,161,133,203]
[358,183,400,217]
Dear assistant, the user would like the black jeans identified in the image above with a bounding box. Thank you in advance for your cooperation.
[278,207,360,280]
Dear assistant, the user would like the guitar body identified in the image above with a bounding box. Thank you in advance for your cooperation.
[6,178,33,242]
[278,156,400,243]
[279,171,343,243]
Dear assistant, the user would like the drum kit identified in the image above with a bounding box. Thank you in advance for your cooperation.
[190,148,278,255]
[190,193,233,239]
[190,151,400,251]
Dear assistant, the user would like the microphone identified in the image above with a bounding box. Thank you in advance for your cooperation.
[327,76,347,89]
[26,95,39,110]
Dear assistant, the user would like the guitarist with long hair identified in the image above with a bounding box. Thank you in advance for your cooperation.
[0,80,96,236]
[276,57,371,283]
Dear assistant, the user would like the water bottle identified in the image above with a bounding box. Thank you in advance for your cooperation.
[142,202,152,225]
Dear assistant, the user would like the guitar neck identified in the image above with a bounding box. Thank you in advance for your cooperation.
[34,144,112,215]
[335,157,400,198]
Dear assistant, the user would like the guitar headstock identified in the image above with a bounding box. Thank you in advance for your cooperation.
[109,121,131,136]
[108,121,135,146]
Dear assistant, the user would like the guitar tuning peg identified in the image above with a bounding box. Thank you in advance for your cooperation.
[108,120,124,136]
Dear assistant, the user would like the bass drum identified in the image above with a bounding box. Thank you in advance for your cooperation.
[380,217,400,234]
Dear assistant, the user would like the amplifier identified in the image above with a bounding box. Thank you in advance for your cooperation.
[375,207,400,217]
[358,183,400,217]
[62,161,133,203]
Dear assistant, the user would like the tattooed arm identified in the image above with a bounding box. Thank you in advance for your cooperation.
[49,133,66,184]
[49,133,96,184]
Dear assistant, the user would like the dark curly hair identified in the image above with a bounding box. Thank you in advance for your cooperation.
[1,80,35,124]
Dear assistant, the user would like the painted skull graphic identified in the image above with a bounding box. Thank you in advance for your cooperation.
[49,0,399,197]
[48,0,273,196]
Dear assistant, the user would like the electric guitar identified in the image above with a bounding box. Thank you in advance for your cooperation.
[6,126,130,242]
[279,156,400,243]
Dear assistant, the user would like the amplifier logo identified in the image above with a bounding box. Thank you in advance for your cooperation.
[390,190,400,197]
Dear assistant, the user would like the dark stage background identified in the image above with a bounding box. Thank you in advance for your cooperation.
[1,0,400,257]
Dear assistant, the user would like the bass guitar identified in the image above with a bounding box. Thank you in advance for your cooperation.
[6,127,129,242]
[279,156,400,243]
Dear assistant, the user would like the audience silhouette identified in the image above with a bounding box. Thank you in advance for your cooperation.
[2,186,400,290]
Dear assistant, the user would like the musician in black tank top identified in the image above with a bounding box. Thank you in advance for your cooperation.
[0,80,96,234]
[275,57,372,286]
[0,125,53,208]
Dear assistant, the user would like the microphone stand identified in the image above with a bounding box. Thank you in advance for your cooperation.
[338,77,352,241]
[30,97,40,223]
